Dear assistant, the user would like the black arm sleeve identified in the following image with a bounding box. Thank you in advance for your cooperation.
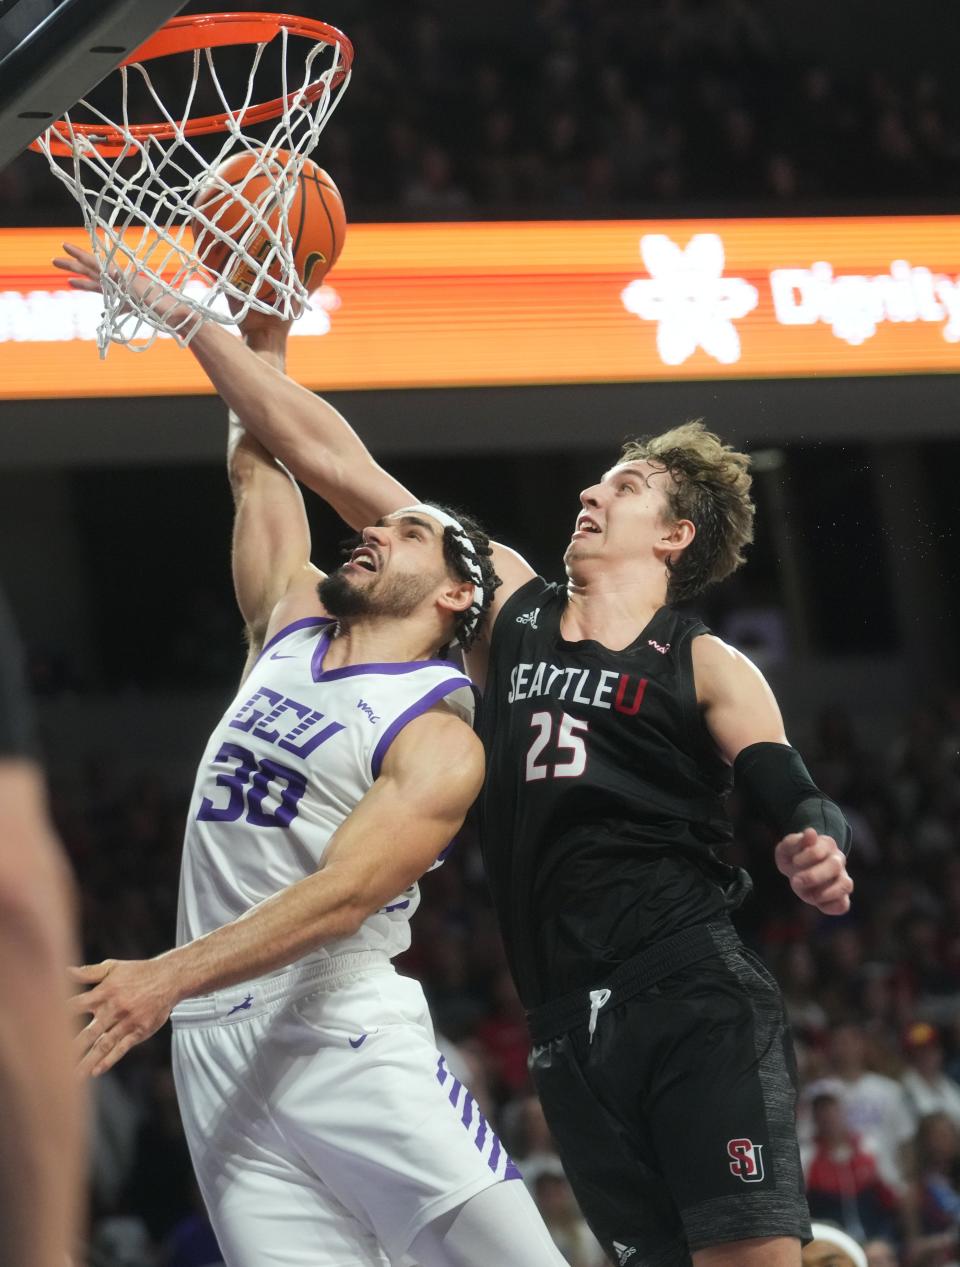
[0,586,38,759]
[733,741,853,856]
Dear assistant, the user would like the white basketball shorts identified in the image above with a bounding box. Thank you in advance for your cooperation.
[171,952,520,1267]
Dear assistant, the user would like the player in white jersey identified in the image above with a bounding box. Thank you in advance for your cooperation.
[69,329,568,1267]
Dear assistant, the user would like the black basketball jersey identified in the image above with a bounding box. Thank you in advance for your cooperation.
[477,577,751,1007]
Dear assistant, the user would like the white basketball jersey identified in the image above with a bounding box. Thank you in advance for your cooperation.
[176,616,475,973]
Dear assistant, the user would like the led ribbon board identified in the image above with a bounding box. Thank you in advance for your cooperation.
[0,216,957,399]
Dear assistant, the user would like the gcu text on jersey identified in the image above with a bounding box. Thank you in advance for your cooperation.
[177,616,475,968]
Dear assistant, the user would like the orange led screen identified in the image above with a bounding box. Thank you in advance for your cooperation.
[0,216,958,399]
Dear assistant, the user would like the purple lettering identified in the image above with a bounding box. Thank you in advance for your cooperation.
[196,743,309,830]
[230,686,282,734]
[232,689,346,759]
[197,742,257,822]
[252,695,311,744]
[280,708,326,744]
[245,757,308,828]
[278,718,346,758]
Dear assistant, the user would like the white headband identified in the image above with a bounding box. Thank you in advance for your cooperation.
[808,1225,868,1267]
[394,504,484,643]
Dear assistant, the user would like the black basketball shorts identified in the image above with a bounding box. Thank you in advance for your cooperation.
[527,921,811,1267]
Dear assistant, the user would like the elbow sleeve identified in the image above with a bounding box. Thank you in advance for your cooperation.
[733,741,853,856]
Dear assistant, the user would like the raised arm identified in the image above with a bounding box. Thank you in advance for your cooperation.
[693,634,854,916]
[69,709,484,1077]
[54,246,415,528]
[53,248,537,642]
[227,325,326,676]
[208,319,537,654]
[203,319,415,531]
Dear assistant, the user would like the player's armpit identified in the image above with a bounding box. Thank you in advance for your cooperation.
[238,565,326,683]
[320,710,485,923]
[692,634,788,764]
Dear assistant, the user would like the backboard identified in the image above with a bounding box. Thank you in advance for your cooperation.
[0,0,188,170]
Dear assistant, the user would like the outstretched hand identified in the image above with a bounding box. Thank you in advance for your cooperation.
[69,957,179,1078]
[52,242,192,329]
[775,826,853,916]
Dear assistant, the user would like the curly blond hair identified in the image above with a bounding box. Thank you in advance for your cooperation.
[620,420,754,602]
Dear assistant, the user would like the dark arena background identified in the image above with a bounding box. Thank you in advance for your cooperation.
[1,2,958,1265]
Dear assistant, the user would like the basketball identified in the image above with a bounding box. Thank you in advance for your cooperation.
[191,149,346,303]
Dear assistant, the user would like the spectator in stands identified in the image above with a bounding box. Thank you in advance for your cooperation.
[5,1,960,224]
[901,1023,960,1130]
[802,1091,902,1243]
[903,1112,960,1267]
[825,1022,916,1186]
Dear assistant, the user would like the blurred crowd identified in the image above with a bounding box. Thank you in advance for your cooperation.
[57,691,960,1266]
[2,0,958,224]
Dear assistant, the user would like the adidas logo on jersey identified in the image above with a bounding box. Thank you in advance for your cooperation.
[516,608,540,629]
[612,1242,637,1265]
[357,700,381,724]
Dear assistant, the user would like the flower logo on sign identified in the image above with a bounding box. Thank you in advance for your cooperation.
[621,234,759,365]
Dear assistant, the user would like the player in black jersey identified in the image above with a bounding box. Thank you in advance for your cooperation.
[52,252,854,1267]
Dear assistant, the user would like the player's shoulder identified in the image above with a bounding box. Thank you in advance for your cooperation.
[383,704,484,780]
[690,633,772,700]
[491,568,561,622]
[691,631,741,668]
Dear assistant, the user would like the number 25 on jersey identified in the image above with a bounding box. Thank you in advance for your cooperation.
[525,711,589,782]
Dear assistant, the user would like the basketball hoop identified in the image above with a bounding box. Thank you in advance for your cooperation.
[30,12,354,353]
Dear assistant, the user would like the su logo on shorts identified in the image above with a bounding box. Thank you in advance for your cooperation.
[727,1137,765,1182]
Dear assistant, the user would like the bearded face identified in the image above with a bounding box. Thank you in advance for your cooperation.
[317,565,438,624]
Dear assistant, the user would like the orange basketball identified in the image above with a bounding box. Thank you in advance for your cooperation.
[191,149,346,303]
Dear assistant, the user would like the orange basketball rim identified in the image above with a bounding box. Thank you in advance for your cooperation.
[31,12,355,158]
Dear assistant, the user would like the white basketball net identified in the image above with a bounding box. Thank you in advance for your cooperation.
[33,23,351,355]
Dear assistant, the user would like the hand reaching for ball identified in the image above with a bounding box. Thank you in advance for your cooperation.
[53,152,345,344]
[52,242,194,330]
